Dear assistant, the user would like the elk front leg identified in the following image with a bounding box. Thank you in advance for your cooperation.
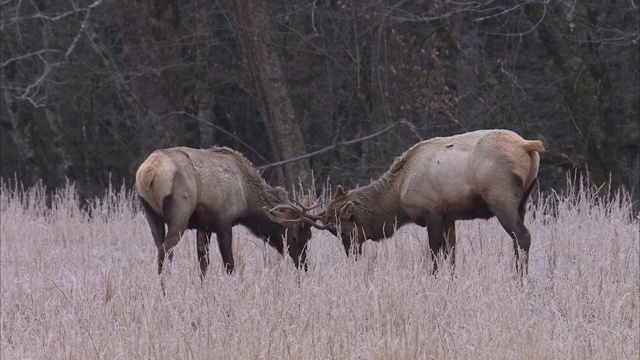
[424,213,445,274]
[443,219,456,269]
[216,225,234,274]
[341,234,363,258]
[196,230,212,279]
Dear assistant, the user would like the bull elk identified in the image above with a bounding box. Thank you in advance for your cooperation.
[322,129,545,274]
[135,146,315,286]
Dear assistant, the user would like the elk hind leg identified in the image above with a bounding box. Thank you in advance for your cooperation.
[155,218,188,294]
[140,202,170,276]
[493,206,531,276]
[140,203,171,293]
[158,220,188,274]
[158,194,192,275]
[140,198,166,250]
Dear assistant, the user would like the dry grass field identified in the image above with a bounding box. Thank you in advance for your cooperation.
[1,180,638,359]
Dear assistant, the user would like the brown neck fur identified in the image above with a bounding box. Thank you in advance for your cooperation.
[349,162,410,241]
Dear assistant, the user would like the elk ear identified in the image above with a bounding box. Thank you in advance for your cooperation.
[338,201,355,220]
[299,195,310,208]
[335,185,346,197]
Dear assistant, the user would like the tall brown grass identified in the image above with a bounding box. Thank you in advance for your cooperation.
[1,179,638,359]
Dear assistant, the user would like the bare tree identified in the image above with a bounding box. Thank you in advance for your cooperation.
[0,0,637,204]
[38,1,74,180]
[0,0,106,186]
[235,0,311,189]
[195,1,215,148]
[116,0,185,156]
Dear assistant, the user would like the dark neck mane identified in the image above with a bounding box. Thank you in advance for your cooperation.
[235,186,286,254]
[237,210,284,253]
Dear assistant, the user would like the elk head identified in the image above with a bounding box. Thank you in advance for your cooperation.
[321,185,367,255]
[264,196,329,268]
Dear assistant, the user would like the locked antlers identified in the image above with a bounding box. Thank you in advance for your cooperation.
[264,197,331,230]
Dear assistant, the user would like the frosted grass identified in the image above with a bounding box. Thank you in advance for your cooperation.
[1,180,638,359]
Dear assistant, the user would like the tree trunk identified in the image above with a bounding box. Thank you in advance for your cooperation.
[452,13,481,130]
[236,0,310,189]
[117,0,184,157]
[1,82,41,184]
[40,16,74,182]
[529,4,611,187]
[196,3,215,148]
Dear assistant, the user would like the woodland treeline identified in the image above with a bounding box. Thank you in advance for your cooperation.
[1,1,638,204]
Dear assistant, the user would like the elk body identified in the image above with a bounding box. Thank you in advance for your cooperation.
[323,129,545,274]
[135,146,313,283]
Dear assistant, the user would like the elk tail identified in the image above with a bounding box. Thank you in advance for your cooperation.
[136,154,161,211]
[522,141,543,196]
[524,140,545,154]
[136,151,166,194]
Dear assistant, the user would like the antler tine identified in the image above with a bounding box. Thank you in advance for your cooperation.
[301,212,325,222]
[298,200,327,219]
[266,201,331,230]
[301,216,333,230]
[294,199,323,213]
[266,204,299,213]
[265,207,330,230]
[294,198,328,220]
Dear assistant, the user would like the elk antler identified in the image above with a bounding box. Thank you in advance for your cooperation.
[264,203,331,230]
[267,204,300,213]
[294,199,323,211]
[293,199,327,221]
[300,216,333,230]
[300,212,325,222]
[270,201,325,221]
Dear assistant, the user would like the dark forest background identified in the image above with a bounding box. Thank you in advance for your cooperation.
[1,1,638,205]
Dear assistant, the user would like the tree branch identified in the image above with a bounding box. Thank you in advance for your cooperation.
[257,121,400,170]
[177,111,272,165]
[1,49,59,68]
